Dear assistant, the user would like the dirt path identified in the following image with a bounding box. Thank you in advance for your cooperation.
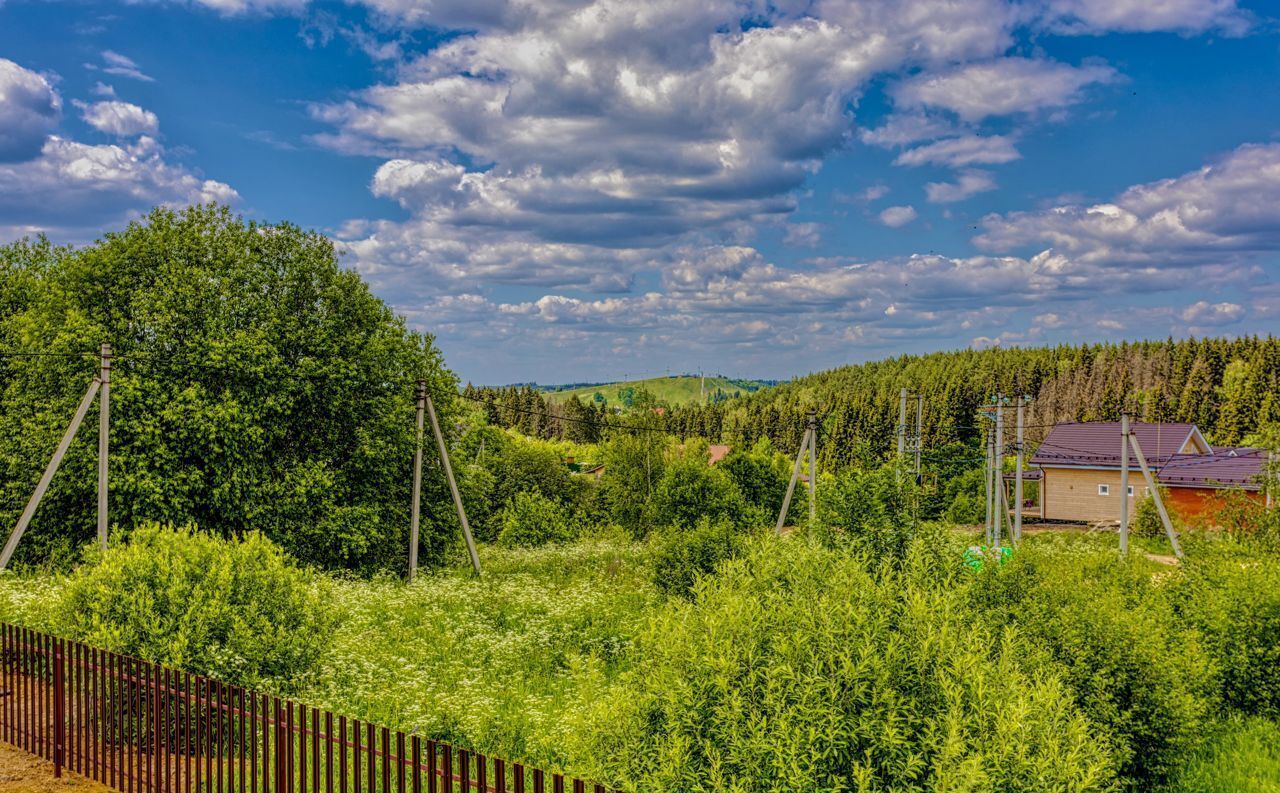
[0,743,109,793]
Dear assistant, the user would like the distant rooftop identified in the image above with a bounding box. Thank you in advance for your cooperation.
[1031,421,1266,490]
[1030,421,1205,468]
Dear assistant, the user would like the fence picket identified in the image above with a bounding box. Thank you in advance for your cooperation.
[0,625,617,793]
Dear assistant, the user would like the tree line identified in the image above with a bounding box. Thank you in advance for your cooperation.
[475,338,1280,469]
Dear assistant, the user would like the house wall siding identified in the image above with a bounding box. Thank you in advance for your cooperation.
[1042,465,1264,522]
[1165,487,1265,522]
[1042,467,1145,522]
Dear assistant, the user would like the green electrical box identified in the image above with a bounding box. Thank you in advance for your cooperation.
[963,545,1013,571]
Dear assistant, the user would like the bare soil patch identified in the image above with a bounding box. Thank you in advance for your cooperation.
[0,742,108,793]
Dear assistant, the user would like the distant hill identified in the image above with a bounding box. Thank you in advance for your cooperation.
[541,375,773,406]
[658,337,1280,470]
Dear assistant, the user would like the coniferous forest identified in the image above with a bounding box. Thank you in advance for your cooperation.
[473,338,1280,466]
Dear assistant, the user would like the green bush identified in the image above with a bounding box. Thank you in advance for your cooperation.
[566,537,1114,791]
[815,464,933,562]
[649,517,744,599]
[718,440,789,516]
[1164,716,1280,792]
[55,524,332,690]
[1172,545,1280,718]
[481,436,579,538]
[646,450,745,530]
[497,491,578,548]
[942,466,986,524]
[1132,493,1166,539]
[972,540,1215,787]
[598,432,670,537]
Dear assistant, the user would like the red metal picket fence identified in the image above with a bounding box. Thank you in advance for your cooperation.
[0,624,617,793]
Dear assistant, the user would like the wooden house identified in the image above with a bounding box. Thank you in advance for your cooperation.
[1029,421,1267,522]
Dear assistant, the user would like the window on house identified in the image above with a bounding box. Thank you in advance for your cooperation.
[1098,484,1110,496]
[1127,486,1135,496]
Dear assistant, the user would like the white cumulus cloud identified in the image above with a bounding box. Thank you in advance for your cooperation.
[879,205,918,227]
[925,169,996,203]
[976,142,1280,267]
[1035,0,1250,35]
[76,100,159,137]
[0,58,61,163]
[894,57,1119,121]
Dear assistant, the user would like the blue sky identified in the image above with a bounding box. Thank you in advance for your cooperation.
[2,0,1278,385]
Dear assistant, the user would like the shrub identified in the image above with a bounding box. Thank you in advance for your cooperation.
[480,436,579,540]
[650,517,744,598]
[1172,545,1280,718]
[1164,716,1280,792]
[942,466,986,524]
[566,537,1114,791]
[1132,492,1166,539]
[497,491,578,548]
[1213,490,1280,552]
[598,432,670,537]
[55,524,332,690]
[971,540,1215,787]
[647,451,745,530]
[718,440,788,515]
[815,464,932,562]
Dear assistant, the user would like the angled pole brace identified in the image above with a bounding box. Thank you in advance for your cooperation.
[1128,431,1183,559]
[776,428,812,535]
[425,393,482,576]
[1,378,102,570]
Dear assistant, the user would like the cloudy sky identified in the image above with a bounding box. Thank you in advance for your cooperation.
[1,0,1278,384]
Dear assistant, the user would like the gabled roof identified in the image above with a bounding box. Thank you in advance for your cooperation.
[1030,422,1268,490]
[1158,449,1267,490]
[1030,421,1207,468]
[708,444,731,466]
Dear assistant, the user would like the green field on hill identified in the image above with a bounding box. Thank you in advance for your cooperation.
[542,375,770,406]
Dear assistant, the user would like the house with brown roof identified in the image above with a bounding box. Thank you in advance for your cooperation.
[1029,421,1267,523]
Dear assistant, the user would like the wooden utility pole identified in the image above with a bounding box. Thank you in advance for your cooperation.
[984,426,994,546]
[425,393,482,575]
[808,411,817,523]
[776,427,811,534]
[1127,430,1183,558]
[1119,413,1130,555]
[97,343,111,551]
[1,377,102,570]
[913,394,923,482]
[897,387,908,474]
[1267,450,1275,510]
[1014,395,1025,544]
[408,380,426,580]
[993,396,1004,550]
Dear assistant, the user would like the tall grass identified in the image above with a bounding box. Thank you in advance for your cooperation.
[2,527,1279,790]
[304,538,657,769]
[1165,717,1280,792]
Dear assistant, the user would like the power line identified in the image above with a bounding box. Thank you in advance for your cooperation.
[0,350,98,359]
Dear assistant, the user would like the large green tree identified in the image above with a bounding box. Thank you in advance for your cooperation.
[0,205,458,572]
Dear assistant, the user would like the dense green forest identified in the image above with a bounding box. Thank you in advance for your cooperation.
[475,339,1280,469]
[0,206,460,570]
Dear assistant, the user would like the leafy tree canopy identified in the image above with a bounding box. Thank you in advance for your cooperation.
[0,205,456,572]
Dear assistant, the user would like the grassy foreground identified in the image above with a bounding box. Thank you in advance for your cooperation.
[1,528,1279,791]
